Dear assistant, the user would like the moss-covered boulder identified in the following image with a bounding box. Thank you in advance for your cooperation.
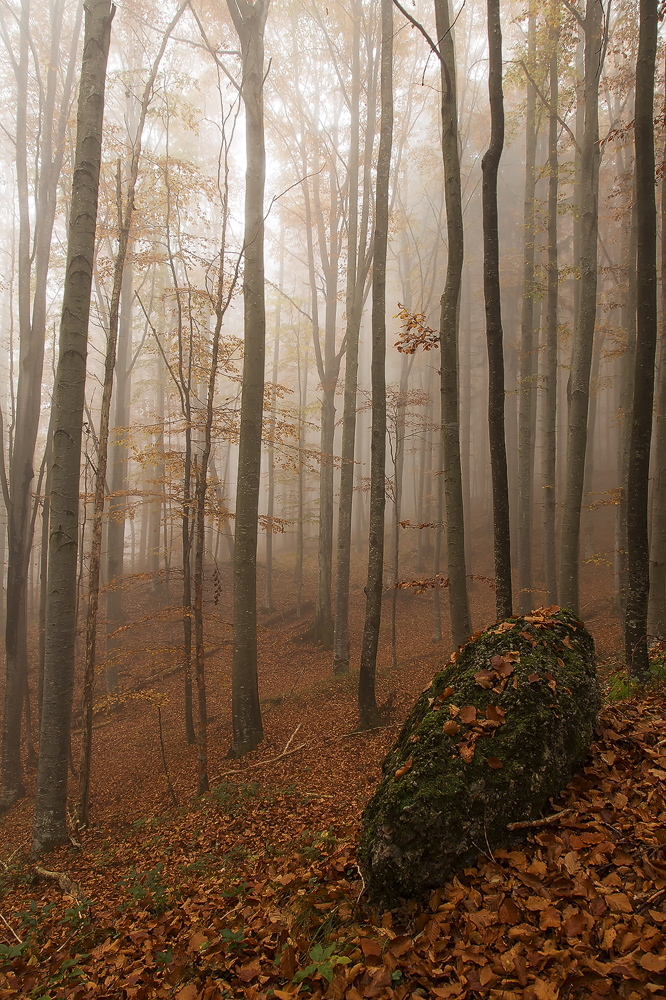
[358,607,600,905]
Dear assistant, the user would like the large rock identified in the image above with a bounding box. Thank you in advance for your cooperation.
[358,607,600,905]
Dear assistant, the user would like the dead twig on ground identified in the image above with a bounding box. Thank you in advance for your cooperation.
[507,808,572,831]
[211,723,306,783]
[0,913,22,944]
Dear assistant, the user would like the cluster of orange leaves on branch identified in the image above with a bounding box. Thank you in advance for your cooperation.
[394,304,440,354]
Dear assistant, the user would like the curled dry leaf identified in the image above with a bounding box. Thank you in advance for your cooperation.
[459,742,475,763]
[394,756,413,779]
[443,720,461,736]
[474,669,494,689]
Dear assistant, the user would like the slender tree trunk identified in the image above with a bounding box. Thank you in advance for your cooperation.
[543,28,559,605]
[227,0,269,758]
[32,0,113,853]
[105,261,133,692]
[482,0,512,619]
[264,263,281,613]
[358,0,392,730]
[648,59,666,639]
[625,0,657,679]
[559,0,604,614]
[517,7,538,613]
[434,0,472,647]
[333,1,375,674]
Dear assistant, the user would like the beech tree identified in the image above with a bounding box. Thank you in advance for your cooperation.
[482,0,511,620]
[226,0,269,758]
[358,0,392,731]
[32,0,113,854]
[624,0,657,679]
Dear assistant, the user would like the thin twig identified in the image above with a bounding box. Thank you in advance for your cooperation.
[157,707,178,807]
[0,914,22,945]
[211,725,307,783]
[507,808,572,831]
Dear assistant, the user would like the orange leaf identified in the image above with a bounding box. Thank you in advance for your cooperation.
[443,720,461,736]
[528,673,540,683]
[487,757,503,769]
[639,952,666,973]
[460,742,475,763]
[280,944,297,979]
[394,756,413,779]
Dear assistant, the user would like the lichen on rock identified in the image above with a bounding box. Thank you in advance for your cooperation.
[358,607,600,905]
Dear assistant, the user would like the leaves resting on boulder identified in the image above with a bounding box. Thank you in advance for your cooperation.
[358,607,600,906]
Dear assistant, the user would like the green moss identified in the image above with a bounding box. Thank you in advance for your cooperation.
[359,609,599,906]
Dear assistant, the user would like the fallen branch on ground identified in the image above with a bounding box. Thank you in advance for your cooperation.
[211,724,306,783]
[507,809,572,831]
[34,866,83,901]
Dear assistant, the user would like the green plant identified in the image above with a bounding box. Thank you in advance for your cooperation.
[608,644,666,701]
[300,828,337,861]
[118,862,170,914]
[62,898,92,934]
[211,781,261,816]
[292,942,350,985]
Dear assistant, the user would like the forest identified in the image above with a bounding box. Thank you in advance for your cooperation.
[0,0,665,997]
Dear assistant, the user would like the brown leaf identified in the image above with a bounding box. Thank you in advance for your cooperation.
[490,654,507,669]
[188,930,207,953]
[639,952,666,973]
[487,757,503,770]
[528,673,540,683]
[486,705,506,723]
[238,959,261,982]
[443,720,461,736]
[388,935,412,958]
[460,742,475,763]
[176,987,198,1000]
[474,669,494,689]
[459,706,477,725]
[498,897,521,925]
[539,906,561,929]
[441,686,455,698]
[563,911,587,936]
[360,937,382,959]
[280,944,297,979]
[607,892,633,914]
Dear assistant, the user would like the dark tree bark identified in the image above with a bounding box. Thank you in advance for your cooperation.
[32,0,113,854]
[648,56,666,639]
[559,0,604,614]
[482,0,512,619]
[358,0,392,731]
[517,6,538,613]
[434,0,472,647]
[625,0,658,679]
[226,0,269,758]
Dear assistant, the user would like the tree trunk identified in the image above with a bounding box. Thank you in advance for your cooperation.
[227,0,269,758]
[264,245,282,613]
[434,0,472,647]
[32,0,113,854]
[333,0,376,674]
[625,0,657,680]
[517,6,538,613]
[104,261,133,692]
[648,58,666,639]
[482,0,512,619]
[358,0,392,731]
[542,28,559,606]
[559,0,604,614]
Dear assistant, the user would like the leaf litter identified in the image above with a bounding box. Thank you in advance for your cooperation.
[0,575,664,1000]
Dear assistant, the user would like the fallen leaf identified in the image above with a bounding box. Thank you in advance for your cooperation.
[459,706,477,724]
[360,937,382,959]
[639,952,666,973]
[394,756,413,779]
[176,987,198,1000]
[498,898,521,925]
[460,742,475,763]
[487,757,503,769]
[443,720,461,736]
[486,705,506,723]
[280,944,296,978]
[474,669,494,689]
[606,892,633,914]
[528,673,541,683]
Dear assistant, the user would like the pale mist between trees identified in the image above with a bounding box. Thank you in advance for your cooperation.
[0,0,660,853]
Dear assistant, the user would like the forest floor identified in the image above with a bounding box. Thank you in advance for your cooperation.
[0,535,665,1000]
